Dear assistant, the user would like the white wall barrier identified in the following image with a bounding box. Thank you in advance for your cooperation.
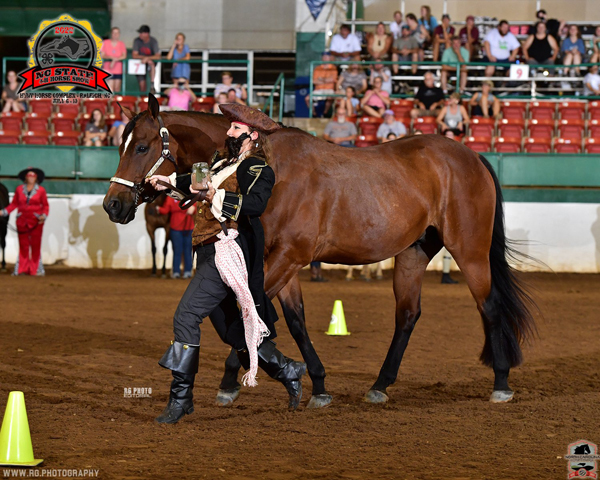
[4,195,600,273]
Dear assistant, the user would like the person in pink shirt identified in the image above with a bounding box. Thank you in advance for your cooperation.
[165,80,197,111]
[360,76,390,117]
[101,27,127,93]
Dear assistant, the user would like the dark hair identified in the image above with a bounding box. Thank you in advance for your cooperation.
[534,21,545,32]
[227,88,237,95]
[346,85,356,95]
[420,5,431,21]
[340,24,351,31]
[499,20,509,27]
[406,13,417,23]
[377,21,386,28]
[568,24,582,38]
[91,108,105,129]
[386,132,397,139]
[537,9,547,16]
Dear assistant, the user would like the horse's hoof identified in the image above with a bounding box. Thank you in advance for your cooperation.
[364,389,389,404]
[215,386,241,407]
[489,390,514,403]
[161,274,167,279]
[306,394,333,409]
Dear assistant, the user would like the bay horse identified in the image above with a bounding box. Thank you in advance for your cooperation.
[103,95,537,407]
[0,182,8,272]
[145,194,170,277]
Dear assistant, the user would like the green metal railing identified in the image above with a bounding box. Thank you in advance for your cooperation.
[266,73,285,122]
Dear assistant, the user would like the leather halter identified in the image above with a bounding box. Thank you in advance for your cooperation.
[110,114,178,204]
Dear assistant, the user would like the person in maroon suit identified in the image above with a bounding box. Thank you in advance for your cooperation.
[1,167,49,276]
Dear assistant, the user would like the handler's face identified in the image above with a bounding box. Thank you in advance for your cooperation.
[227,122,251,139]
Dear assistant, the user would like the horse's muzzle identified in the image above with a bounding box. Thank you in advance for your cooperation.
[103,195,136,224]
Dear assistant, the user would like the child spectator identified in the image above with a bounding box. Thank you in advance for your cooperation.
[84,109,107,147]
[167,32,191,81]
[392,25,419,75]
[213,92,228,114]
[561,25,586,77]
[323,107,357,147]
[330,24,362,61]
[436,92,469,136]
[2,71,24,113]
[469,80,500,118]
[360,76,390,118]
[336,63,368,95]
[376,110,407,142]
[459,15,480,58]
[157,197,196,279]
[101,27,127,93]
[383,132,397,143]
[337,86,360,116]
[166,80,197,111]
[432,14,454,62]
[367,22,392,60]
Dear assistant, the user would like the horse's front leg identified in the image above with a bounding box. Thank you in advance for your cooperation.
[276,274,332,408]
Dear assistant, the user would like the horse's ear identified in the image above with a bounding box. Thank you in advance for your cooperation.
[119,103,135,120]
[148,93,160,120]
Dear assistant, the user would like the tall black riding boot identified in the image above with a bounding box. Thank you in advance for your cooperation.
[156,341,199,424]
[237,340,307,410]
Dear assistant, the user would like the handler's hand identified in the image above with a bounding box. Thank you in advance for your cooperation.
[204,184,216,203]
[38,215,46,224]
[146,175,172,191]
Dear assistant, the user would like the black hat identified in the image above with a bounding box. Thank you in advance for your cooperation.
[18,167,45,184]
[137,25,150,33]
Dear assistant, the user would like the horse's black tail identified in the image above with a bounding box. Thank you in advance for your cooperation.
[478,154,538,368]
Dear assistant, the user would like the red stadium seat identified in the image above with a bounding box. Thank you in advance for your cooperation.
[494,136,521,153]
[56,100,81,115]
[412,116,437,135]
[523,137,551,153]
[357,116,384,136]
[0,112,25,131]
[557,119,585,141]
[529,101,555,120]
[104,113,118,130]
[528,119,554,139]
[82,98,111,115]
[192,96,215,112]
[24,113,49,131]
[588,119,600,139]
[22,130,50,145]
[469,117,495,138]
[52,131,80,146]
[463,136,492,152]
[558,101,586,120]
[51,113,77,132]
[29,99,53,116]
[498,118,525,138]
[0,130,21,144]
[78,113,91,131]
[113,95,138,113]
[501,101,527,120]
[355,134,378,147]
[588,101,600,120]
[554,138,581,153]
[332,115,357,125]
[390,99,414,118]
[584,138,600,153]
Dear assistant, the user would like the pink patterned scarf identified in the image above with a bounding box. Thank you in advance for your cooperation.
[214,229,270,387]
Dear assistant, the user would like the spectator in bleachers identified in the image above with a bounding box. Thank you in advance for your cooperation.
[459,15,480,59]
[213,92,228,114]
[418,5,437,42]
[165,80,197,111]
[391,25,420,75]
[523,22,559,67]
[482,20,521,77]
[108,111,129,147]
[528,9,563,42]
[330,24,362,62]
[469,80,500,118]
[376,110,407,142]
[561,25,586,77]
[306,52,338,117]
[214,71,247,103]
[410,71,445,118]
[591,26,600,64]
[440,36,469,94]
[167,33,191,82]
[132,25,160,94]
[405,13,428,60]
[2,71,24,113]
[84,109,107,147]
[389,11,406,40]
[383,132,397,143]
[337,86,360,116]
[336,63,368,95]
[370,63,392,94]
[367,22,392,60]
[323,106,357,147]
[360,76,390,118]
[432,14,454,62]
[100,27,127,94]
[583,65,600,97]
[227,88,246,106]
[436,92,469,136]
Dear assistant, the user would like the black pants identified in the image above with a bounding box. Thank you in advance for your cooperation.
[173,241,247,350]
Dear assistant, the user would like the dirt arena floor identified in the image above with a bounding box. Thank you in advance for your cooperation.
[0,267,599,480]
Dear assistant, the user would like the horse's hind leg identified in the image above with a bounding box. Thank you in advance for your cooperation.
[365,240,437,404]
[277,274,332,408]
[161,229,169,278]
[147,228,157,276]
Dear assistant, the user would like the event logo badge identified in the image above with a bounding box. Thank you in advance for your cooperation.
[565,440,600,479]
[18,14,111,101]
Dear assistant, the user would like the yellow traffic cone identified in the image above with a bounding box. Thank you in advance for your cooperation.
[325,300,351,335]
[0,391,43,467]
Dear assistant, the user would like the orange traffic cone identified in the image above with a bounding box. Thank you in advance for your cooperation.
[0,391,43,466]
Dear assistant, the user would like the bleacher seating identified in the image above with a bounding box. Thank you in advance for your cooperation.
[528,119,554,140]
[413,117,437,135]
[494,137,521,153]
[82,98,111,115]
[192,96,216,112]
[390,99,413,119]
[0,112,25,131]
[464,136,492,152]
[588,120,600,138]
[498,118,525,138]
[500,101,527,120]
[524,137,551,153]
[25,113,49,131]
[113,95,137,112]
[29,99,53,116]
[529,101,555,120]
[554,138,581,154]
[0,130,21,144]
[51,113,77,132]
[355,134,378,147]
[469,117,494,138]
[584,138,600,153]
[558,102,586,120]
[52,131,80,146]
[22,130,50,145]
[357,116,383,136]
[558,119,585,141]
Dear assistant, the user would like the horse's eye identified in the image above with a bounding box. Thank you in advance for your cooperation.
[136,145,148,154]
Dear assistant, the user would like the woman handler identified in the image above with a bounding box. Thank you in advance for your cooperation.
[147,104,306,424]
[1,167,49,276]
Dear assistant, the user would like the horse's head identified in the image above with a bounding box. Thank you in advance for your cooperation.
[103,94,227,224]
